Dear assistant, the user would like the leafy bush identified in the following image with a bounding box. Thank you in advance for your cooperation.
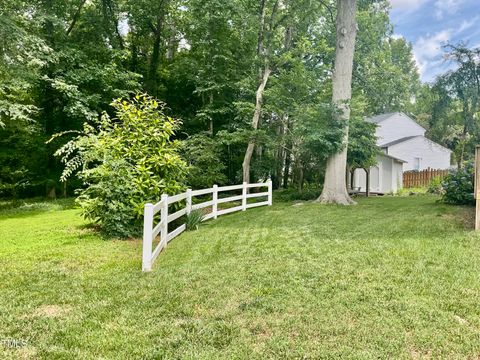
[53,94,187,237]
[274,187,321,202]
[440,165,474,205]
[427,176,443,195]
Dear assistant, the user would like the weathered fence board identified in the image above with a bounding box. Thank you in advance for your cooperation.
[142,180,273,271]
[403,168,449,188]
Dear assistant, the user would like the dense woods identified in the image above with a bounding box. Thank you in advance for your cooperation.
[1,0,477,201]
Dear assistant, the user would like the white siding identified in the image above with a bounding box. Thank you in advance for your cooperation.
[392,161,403,192]
[387,136,451,171]
[373,113,425,146]
[352,154,403,193]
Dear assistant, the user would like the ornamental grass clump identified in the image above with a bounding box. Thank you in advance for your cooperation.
[185,209,204,231]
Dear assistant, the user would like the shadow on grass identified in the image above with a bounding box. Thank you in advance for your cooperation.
[0,198,77,218]
[73,222,129,242]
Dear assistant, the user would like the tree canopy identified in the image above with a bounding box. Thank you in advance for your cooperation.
[1,0,424,199]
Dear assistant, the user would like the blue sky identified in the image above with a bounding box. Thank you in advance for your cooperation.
[390,0,480,83]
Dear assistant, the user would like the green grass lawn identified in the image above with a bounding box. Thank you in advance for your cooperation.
[1,196,480,359]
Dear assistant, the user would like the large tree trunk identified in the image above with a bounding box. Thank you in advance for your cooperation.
[242,0,268,183]
[317,0,357,205]
[242,66,271,182]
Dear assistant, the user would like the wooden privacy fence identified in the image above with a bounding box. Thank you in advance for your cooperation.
[142,180,273,271]
[403,168,449,188]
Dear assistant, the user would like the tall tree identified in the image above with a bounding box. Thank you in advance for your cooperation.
[242,0,271,183]
[317,0,357,204]
[417,44,480,168]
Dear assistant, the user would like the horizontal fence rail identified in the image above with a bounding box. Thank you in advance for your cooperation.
[403,168,449,188]
[142,180,273,271]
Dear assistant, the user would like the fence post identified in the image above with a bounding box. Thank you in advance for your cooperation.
[186,189,192,215]
[212,184,218,219]
[242,182,247,211]
[267,179,272,206]
[475,146,480,230]
[142,203,154,272]
[161,194,168,248]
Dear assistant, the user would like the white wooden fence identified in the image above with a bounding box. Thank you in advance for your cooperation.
[142,180,272,271]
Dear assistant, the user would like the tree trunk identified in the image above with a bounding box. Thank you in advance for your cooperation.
[273,116,286,189]
[298,163,304,191]
[242,66,271,183]
[317,0,357,205]
[283,117,292,188]
[130,37,138,72]
[148,25,162,95]
[209,92,214,135]
[364,168,370,197]
[66,0,87,36]
[283,149,291,188]
[242,0,269,183]
[101,0,124,49]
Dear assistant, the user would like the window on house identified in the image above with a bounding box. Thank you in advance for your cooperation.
[414,157,421,171]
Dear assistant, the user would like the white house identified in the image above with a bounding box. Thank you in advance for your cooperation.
[352,112,452,193]
[353,153,405,194]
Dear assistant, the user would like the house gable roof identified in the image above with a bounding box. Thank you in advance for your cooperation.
[380,135,420,148]
[367,112,397,124]
[366,112,426,132]
[382,134,452,153]
[380,153,408,163]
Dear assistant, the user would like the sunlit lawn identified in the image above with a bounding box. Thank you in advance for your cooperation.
[1,196,480,359]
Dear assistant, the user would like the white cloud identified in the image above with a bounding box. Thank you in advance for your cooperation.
[434,0,464,19]
[389,0,428,10]
[413,30,451,78]
[457,16,479,33]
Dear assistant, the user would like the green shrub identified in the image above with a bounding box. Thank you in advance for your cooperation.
[53,94,187,237]
[274,187,321,202]
[427,176,443,195]
[440,165,474,205]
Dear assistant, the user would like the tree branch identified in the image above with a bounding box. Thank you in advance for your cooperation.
[66,0,87,36]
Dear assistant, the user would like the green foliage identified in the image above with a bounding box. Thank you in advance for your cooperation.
[440,165,474,205]
[427,176,444,195]
[0,0,140,199]
[185,209,204,231]
[54,95,187,237]
[2,0,425,198]
[348,116,379,169]
[180,133,227,188]
[414,44,480,167]
[274,187,322,202]
[354,3,420,114]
